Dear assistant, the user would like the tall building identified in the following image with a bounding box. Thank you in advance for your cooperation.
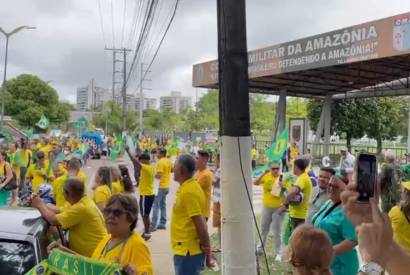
[135,96,157,112]
[160,91,192,113]
[76,80,110,111]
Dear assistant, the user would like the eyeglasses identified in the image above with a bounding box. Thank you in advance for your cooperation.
[271,167,280,170]
[103,207,126,218]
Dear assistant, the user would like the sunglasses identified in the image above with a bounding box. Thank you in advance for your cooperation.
[271,167,280,170]
[103,207,126,218]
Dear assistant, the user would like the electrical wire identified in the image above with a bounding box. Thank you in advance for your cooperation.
[130,0,179,92]
[110,0,116,48]
[236,137,271,275]
[120,0,127,48]
[97,0,107,47]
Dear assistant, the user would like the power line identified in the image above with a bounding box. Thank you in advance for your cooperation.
[110,0,115,48]
[120,0,127,48]
[133,0,180,92]
[97,0,107,47]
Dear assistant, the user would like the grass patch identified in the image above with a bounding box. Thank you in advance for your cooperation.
[202,218,291,275]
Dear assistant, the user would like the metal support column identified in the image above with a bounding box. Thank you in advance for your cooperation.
[323,95,332,157]
[271,90,287,141]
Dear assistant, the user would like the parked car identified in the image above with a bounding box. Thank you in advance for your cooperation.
[0,207,48,274]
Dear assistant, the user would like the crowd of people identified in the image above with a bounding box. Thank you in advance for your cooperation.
[1,135,410,275]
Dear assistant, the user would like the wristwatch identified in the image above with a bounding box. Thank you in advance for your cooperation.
[359,262,384,275]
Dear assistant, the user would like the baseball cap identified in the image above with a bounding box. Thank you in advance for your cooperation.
[271,160,281,169]
[403,181,410,191]
[340,146,347,152]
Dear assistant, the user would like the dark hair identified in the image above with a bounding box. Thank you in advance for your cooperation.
[176,154,196,176]
[118,165,134,193]
[106,194,139,231]
[97,166,112,189]
[198,150,210,159]
[0,151,8,162]
[64,178,85,199]
[138,153,150,161]
[67,159,81,171]
[36,151,45,159]
[320,167,336,175]
[158,148,167,156]
[294,158,308,172]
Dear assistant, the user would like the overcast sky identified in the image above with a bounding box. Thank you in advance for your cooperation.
[1,0,410,104]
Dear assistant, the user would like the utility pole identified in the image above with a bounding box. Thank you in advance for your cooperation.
[138,63,152,133]
[217,0,256,274]
[105,47,131,131]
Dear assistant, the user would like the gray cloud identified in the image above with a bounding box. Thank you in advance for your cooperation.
[0,0,410,103]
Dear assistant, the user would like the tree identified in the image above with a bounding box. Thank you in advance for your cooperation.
[364,97,407,153]
[307,98,369,149]
[250,94,275,133]
[92,101,138,134]
[4,74,70,128]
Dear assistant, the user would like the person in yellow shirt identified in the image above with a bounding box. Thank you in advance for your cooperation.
[52,158,87,209]
[251,145,258,169]
[92,166,112,211]
[389,182,410,252]
[92,194,153,275]
[151,148,173,231]
[111,166,124,194]
[16,139,32,187]
[279,158,313,233]
[26,151,54,193]
[195,150,213,220]
[31,178,107,257]
[39,138,53,156]
[254,160,288,260]
[125,145,156,240]
[171,154,212,275]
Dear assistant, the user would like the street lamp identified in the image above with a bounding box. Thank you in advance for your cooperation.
[0,25,36,132]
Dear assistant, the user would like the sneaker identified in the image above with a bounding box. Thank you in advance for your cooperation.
[275,254,282,262]
[157,224,166,230]
[150,226,157,232]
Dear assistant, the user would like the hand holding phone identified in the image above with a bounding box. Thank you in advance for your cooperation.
[356,153,377,203]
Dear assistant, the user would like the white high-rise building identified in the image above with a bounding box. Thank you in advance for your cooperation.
[160,91,192,113]
[135,96,157,112]
[76,80,111,111]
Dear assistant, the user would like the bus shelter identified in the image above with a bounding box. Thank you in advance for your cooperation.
[192,11,410,158]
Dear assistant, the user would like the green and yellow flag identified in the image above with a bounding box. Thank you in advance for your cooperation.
[25,249,121,275]
[266,128,288,161]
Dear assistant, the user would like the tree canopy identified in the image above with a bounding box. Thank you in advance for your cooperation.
[4,74,72,128]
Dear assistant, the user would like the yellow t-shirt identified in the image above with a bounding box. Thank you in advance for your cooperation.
[112,180,125,194]
[26,161,54,193]
[92,234,153,275]
[289,172,313,219]
[56,197,107,257]
[171,178,206,256]
[93,185,112,205]
[52,172,88,209]
[290,146,299,160]
[40,144,53,156]
[156,157,173,189]
[258,173,287,208]
[139,164,155,196]
[389,206,410,252]
[8,151,20,179]
[251,148,258,160]
[195,168,213,218]
[17,149,32,167]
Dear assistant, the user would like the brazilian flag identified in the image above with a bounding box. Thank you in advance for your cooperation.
[266,128,288,161]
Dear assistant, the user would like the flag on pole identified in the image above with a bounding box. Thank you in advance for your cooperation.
[266,128,288,161]
[36,115,49,130]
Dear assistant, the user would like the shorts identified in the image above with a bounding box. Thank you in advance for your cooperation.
[212,202,221,228]
[140,195,155,216]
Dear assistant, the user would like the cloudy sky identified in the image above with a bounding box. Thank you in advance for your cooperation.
[1,0,410,105]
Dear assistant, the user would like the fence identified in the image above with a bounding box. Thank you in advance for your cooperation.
[255,139,409,166]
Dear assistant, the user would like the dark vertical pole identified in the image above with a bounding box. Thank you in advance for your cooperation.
[122,48,127,131]
[217,0,250,136]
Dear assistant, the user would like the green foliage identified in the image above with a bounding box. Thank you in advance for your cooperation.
[307,97,408,151]
[250,94,275,132]
[92,101,138,134]
[4,74,71,128]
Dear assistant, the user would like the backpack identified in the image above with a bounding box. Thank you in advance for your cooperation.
[2,164,17,191]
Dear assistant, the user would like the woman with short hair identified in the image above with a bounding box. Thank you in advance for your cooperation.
[289,224,333,275]
[93,166,112,211]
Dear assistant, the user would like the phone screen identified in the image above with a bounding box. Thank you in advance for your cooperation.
[357,154,377,202]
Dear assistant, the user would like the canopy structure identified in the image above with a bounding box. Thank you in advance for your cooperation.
[192,11,410,157]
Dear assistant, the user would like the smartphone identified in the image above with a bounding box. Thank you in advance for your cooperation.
[356,153,377,202]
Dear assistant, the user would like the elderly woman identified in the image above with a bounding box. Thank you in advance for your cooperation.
[93,166,113,211]
[312,172,359,275]
[288,224,333,275]
[380,149,402,213]
[51,193,153,275]
[389,181,410,252]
